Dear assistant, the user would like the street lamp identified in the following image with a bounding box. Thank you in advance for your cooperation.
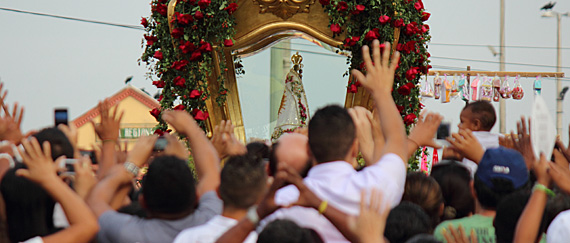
[541,7,569,136]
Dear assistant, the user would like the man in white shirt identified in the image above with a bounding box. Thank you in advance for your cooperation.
[174,154,267,243]
[262,40,409,243]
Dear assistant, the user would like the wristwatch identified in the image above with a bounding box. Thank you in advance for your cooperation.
[123,162,140,177]
[246,206,259,225]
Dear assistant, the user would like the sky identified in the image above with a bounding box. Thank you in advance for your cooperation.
[0,0,569,143]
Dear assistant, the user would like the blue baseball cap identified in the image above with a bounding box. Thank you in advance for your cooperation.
[475,147,529,190]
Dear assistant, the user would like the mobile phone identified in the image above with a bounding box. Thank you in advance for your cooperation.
[437,123,451,140]
[54,108,68,126]
[60,159,77,173]
[153,136,168,151]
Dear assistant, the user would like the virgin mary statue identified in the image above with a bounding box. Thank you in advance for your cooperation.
[271,52,310,141]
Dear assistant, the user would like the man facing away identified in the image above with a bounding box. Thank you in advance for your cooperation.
[261,40,409,243]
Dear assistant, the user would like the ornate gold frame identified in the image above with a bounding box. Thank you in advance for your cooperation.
[168,0,387,141]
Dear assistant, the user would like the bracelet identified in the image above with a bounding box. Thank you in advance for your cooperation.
[318,200,328,214]
[102,139,117,144]
[123,162,140,177]
[533,183,555,197]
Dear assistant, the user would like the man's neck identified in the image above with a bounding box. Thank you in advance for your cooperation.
[475,200,496,217]
[221,207,247,220]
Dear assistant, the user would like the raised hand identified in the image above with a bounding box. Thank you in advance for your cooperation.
[211,120,246,159]
[409,111,444,148]
[348,189,390,243]
[256,169,287,219]
[509,117,535,170]
[161,110,196,135]
[548,161,570,194]
[16,137,60,185]
[73,156,97,199]
[281,164,322,209]
[348,107,374,164]
[162,133,189,160]
[126,135,158,167]
[442,224,477,243]
[447,129,484,163]
[0,102,25,144]
[351,40,400,95]
[534,154,551,186]
[91,100,124,142]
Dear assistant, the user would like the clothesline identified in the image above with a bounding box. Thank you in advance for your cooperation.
[427,68,565,78]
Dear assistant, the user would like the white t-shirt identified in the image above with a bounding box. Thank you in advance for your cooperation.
[261,153,406,243]
[173,215,257,243]
[21,236,43,243]
[463,131,502,176]
[547,209,570,243]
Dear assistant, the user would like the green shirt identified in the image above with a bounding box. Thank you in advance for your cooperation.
[434,214,495,243]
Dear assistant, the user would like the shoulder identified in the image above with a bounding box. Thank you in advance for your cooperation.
[173,227,200,243]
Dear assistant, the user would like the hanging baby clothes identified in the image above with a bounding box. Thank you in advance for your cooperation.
[450,75,459,99]
[471,74,480,101]
[421,76,434,97]
[500,76,511,99]
[434,73,442,99]
[458,74,470,101]
[493,76,501,102]
[512,75,524,100]
[441,75,451,103]
[534,76,542,96]
[480,76,493,102]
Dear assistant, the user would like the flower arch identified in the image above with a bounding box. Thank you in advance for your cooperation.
[140,0,431,169]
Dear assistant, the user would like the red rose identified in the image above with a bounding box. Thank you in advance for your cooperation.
[173,104,185,111]
[344,36,360,47]
[179,41,196,54]
[177,13,194,25]
[189,89,202,98]
[405,22,417,35]
[190,50,202,61]
[421,12,431,21]
[406,82,415,89]
[403,41,416,54]
[144,35,158,46]
[157,95,163,102]
[319,0,330,5]
[195,11,204,20]
[171,27,184,39]
[153,51,163,60]
[336,1,348,11]
[224,39,234,47]
[406,67,419,80]
[351,4,365,15]
[404,113,417,125]
[393,19,404,27]
[414,0,424,11]
[330,24,342,34]
[171,60,189,70]
[141,17,148,27]
[379,15,391,24]
[199,42,212,52]
[421,24,429,34]
[198,0,211,9]
[150,108,161,119]
[397,105,405,113]
[154,129,171,136]
[192,109,209,121]
[364,28,380,41]
[398,84,411,96]
[347,84,358,93]
[152,3,168,16]
[224,3,238,14]
[173,76,186,87]
[152,80,165,88]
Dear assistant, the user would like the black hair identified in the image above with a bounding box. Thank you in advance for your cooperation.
[463,101,496,131]
[1,164,58,242]
[308,105,355,163]
[142,156,196,214]
[246,142,270,160]
[403,172,444,229]
[545,192,570,230]
[33,127,74,160]
[473,176,517,209]
[257,219,323,243]
[219,154,267,209]
[494,190,531,243]
[268,141,279,177]
[385,202,432,243]
[430,161,475,220]
[405,234,440,243]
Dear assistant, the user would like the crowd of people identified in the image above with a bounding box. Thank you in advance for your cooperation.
[1,40,570,243]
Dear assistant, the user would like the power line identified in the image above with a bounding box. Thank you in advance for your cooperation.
[428,42,570,50]
[0,7,143,30]
[431,56,570,69]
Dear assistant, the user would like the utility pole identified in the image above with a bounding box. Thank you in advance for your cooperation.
[499,0,506,133]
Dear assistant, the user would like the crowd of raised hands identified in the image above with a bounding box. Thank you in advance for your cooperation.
[1,39,570,243]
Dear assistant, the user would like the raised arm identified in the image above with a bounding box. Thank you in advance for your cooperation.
[18,138,98,243]
[162,110,220,197]
[406,111,443,159]
[514,154,551,243]
[90,100,124,179]
[87,135,156,217]
[351,40,407,162]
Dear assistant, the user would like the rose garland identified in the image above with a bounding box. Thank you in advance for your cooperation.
[319,0,431,170]
[140,0,238,133]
